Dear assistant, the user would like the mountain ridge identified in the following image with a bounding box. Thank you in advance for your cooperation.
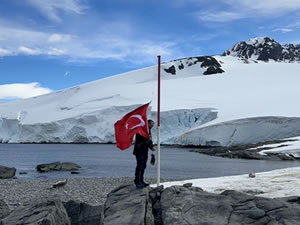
[222,37,300,63]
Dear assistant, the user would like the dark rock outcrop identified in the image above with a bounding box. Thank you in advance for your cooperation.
[164,56,224,76]
[160,186,300,225]
[223,37,300,62]
[0,166,16,179]
[36,161,81,172]
[0,200,9,219]
[1,197,71,225]
[64,200,102,225]
[103,184,154,225]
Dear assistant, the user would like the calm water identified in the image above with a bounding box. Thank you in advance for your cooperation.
[1,144,300,180]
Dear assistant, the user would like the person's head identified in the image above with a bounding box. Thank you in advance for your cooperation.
[148,120,155,129]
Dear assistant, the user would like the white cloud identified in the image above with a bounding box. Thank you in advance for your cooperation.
[48,33,71,43]
[0,83,52,100]
[195,0,300,22]
[47,47,66,55]
[26,0,86,22]
[0,20,178,64]
[18,46,41,55]
[224,0,300,14]
[273,28,294,33]
[0,48,13,56]
[196,11,244,22]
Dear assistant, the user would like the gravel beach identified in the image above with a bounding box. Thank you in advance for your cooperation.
[0,177,171,210]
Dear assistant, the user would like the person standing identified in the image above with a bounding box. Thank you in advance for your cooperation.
[133,120,155,188]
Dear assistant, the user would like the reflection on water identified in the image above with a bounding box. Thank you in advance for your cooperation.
[1,144,300,179]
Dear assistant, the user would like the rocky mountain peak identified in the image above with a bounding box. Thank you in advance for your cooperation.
[222,37,300,62]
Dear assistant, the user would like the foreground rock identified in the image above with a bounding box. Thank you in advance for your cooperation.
[160,186,300,225]
[1,197,70,225]
[103,184,300,225]
[2,182,300,224]
[103,184,153,225]
[0,200,9,219]
[64,200,102,225]
[0,166,16,179]
[36,161,81,172]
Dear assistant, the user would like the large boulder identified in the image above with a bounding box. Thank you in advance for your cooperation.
[0,200,9,219]
[1,197,71,225]
[0,166,15,179]
[160,186,300,225]
[36,161,81,172]
[64,200,102,225]
[103,184,153,225]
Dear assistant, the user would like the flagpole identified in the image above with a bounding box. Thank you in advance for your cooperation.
[157,55,161,187]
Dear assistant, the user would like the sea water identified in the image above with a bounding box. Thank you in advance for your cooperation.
[1,144,299,179]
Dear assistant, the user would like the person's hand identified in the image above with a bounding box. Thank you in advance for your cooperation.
[151,147,156,151]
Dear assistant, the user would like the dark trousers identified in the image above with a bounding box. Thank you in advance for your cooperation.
[134,153,148,184]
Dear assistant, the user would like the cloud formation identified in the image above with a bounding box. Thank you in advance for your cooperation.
[26,0,86,22]
[0,83,52,100]
[196,0,300,22]
[0,22,177,64]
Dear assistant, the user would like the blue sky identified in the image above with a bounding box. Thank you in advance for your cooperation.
[1,0,300,101]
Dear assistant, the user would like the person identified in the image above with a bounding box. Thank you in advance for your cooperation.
[133,119,155,188]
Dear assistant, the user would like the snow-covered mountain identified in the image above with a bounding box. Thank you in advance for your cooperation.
[1,37,300,151]
[222,37,300,63]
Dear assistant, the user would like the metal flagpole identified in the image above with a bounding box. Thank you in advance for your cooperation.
[157,55,161,187]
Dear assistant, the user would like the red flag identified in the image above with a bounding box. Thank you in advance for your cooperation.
[114,103,150,150]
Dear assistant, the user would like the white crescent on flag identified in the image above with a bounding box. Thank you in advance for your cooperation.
[125,115,145,130]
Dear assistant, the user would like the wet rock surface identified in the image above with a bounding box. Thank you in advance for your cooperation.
[0,166,16,179]
[36,161,81,172]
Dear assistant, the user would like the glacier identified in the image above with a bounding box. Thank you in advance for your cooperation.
[1,37,300,152]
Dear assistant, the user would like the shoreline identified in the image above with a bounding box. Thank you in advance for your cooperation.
[2,167,300,211]
[0,177,173,210]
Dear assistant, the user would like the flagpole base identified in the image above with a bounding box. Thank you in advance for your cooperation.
[157,126,160,187]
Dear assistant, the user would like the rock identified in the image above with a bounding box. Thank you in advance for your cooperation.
[19,172,27,175]
[223,37,300,62]
[249,172,256,178]
[103,184,152,225]
[71,171,80,174]
[164,65,176,75]
[0,200,9,219]
[36,161,81,172]
[183,183,192,188]
[52,179,68,188]
[149,185,164,225]
[0,166,16,179]
[163,56,224,76]
[160,186,300,225]
[1,197,71,225]
[64,200,102,225]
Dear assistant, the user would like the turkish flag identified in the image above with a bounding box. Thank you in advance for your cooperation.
[114,103,150,150]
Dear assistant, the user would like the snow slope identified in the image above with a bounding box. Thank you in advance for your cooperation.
[1,37,300,152]
[161,166,300,198]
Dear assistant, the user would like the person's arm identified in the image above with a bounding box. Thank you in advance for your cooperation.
[146,139,155,151]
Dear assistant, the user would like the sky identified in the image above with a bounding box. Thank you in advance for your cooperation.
[1,0,300,101]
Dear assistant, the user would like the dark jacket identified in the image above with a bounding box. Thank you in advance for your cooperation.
[133,133,154,156]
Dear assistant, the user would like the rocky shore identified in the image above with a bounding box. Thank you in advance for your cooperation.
[190,139,300,160]
[0,177,169,210]
[1,178,300,224]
